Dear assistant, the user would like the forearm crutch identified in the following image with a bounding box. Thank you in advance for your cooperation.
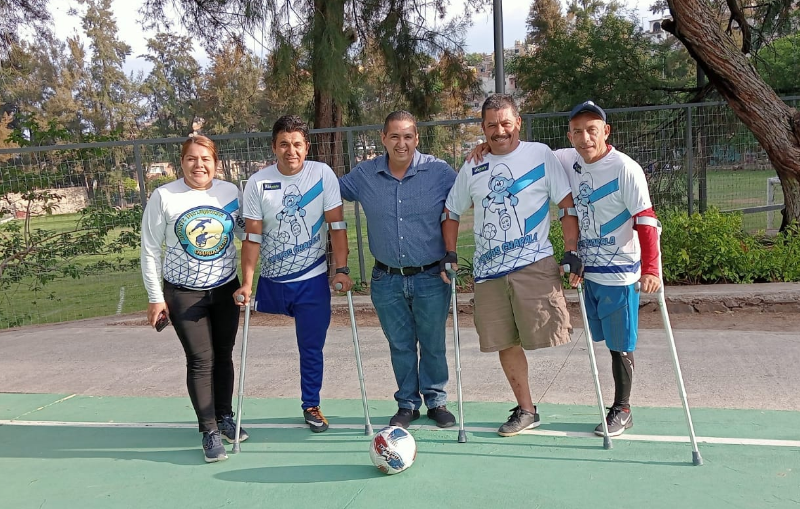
[446,264,467,443]
[637,216,703,466]
[335,283,373,435]
[577,282,613,449]
[233,295,251,453]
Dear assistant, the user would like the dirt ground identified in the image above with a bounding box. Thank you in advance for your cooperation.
[246,307,800,332]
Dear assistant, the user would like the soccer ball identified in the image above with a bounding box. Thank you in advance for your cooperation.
[369,426,417,475]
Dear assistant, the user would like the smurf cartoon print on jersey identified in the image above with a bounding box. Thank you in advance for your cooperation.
[166,199,240,288]
[447,143,572,282]
[554,147,652,285]
[258,176,329,281]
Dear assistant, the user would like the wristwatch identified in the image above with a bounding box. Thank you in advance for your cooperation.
[335,266,350,275]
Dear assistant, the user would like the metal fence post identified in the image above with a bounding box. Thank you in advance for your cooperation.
[685,106,694,216]
[346,130,367,283]
[134,143,147,207]
[525,117,533,142]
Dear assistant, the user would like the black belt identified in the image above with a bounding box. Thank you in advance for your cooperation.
[375,260,438,276]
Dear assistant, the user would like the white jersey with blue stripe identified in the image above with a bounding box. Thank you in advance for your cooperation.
[446,141,572,282]
[243,161,342,282]
[140,178,243,303]
[553,147,652,286]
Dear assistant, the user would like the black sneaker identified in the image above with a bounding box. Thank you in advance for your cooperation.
[595,406,633,437]
[202,430,228,463]
[217,414,249,443]
[497,405,540,437]
[389,408,421,429]
[303,406,329,433]
[427,406,456,428]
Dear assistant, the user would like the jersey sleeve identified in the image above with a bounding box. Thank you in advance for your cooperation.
[140,189,167,303]
[321,163,343,211]
[620,159,653,216]
[444,161,473,216]
[545,149,573,204]
[242,175,264,220]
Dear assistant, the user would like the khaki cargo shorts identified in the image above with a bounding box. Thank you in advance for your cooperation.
[473,255,572,353]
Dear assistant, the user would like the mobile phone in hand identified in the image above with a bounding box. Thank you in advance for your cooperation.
[155,311,170,332]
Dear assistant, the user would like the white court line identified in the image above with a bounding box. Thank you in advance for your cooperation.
[12,394,77,419]
[1,419,798,448]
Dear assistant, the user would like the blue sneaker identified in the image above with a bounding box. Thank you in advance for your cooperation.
[202,430,228,463]
[217,414,249,443]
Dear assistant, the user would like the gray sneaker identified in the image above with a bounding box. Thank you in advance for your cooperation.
[497,406,540,437]
[595,407,633,437]
[217,414,249,443]
[202,430,228,463]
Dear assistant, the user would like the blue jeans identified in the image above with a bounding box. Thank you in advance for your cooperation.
[370,266,451,410]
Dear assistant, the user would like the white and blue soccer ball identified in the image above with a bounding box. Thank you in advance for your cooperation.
[369,426,417,475]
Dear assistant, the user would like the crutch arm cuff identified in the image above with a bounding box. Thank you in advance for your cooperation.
[558,207,578,220]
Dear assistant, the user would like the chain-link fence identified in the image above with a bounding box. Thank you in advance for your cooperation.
[1,97,797,328]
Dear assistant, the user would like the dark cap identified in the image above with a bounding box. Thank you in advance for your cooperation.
[569,101,607,122]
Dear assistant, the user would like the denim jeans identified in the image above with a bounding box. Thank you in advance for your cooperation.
[370,266,451,410]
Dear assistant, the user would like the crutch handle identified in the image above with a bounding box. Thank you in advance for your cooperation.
[334,283,343,291]
[236,294,245,303]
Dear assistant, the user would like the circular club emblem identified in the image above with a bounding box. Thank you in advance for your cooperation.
[175,206,233,261]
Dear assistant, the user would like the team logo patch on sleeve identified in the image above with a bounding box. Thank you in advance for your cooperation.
[472,162,489,175]
[573,161,582,174]
[175,207,233,261]
[263,182,281,191]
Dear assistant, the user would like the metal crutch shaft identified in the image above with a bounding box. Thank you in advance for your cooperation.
[233,295,250,453]
[577,282,613,449]
[335,283,373,435]
[447,265,467,443]
[656,282,703,466]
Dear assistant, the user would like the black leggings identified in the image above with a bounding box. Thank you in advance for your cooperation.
[164,277,241,433]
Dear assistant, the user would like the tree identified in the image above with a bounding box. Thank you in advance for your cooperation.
[74,0,138,136]
[141,0,488,175]
[0,0,51,63]
[140,33,200,137]
[526,0,566,47]
[513,10,677,111]
[662,0,800,230]
[197,40,265,135]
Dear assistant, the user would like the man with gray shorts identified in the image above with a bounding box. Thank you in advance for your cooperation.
[441,94,581,436]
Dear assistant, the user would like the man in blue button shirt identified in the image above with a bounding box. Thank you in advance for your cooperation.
[340,110,458,429]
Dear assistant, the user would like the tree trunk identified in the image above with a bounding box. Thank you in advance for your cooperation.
[664,0,800,230]
[312,0,346,177]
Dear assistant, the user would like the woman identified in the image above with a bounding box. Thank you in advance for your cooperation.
[140,135,248,463]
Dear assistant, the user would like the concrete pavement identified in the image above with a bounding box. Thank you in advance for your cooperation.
[2,283,799,411]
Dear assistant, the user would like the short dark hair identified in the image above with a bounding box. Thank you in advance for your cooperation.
[272,115,310,144]
[383,110,417,133]
[481,94,519,120]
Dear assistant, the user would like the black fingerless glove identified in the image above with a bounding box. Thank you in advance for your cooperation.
[439,251,458,273]
[561,250,583,276]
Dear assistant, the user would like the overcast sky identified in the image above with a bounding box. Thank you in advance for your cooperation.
[49,0,660,74]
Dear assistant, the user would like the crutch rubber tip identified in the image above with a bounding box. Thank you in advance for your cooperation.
[232,444,241,454]
[365,424,373,436]
[603,437,613,449]
[692,452,703,466]
[458,430,467,443]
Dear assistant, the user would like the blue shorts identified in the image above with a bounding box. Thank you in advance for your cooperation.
[582,280,639,352]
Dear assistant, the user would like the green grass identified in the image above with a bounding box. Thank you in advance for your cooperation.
[702,169,784,231]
